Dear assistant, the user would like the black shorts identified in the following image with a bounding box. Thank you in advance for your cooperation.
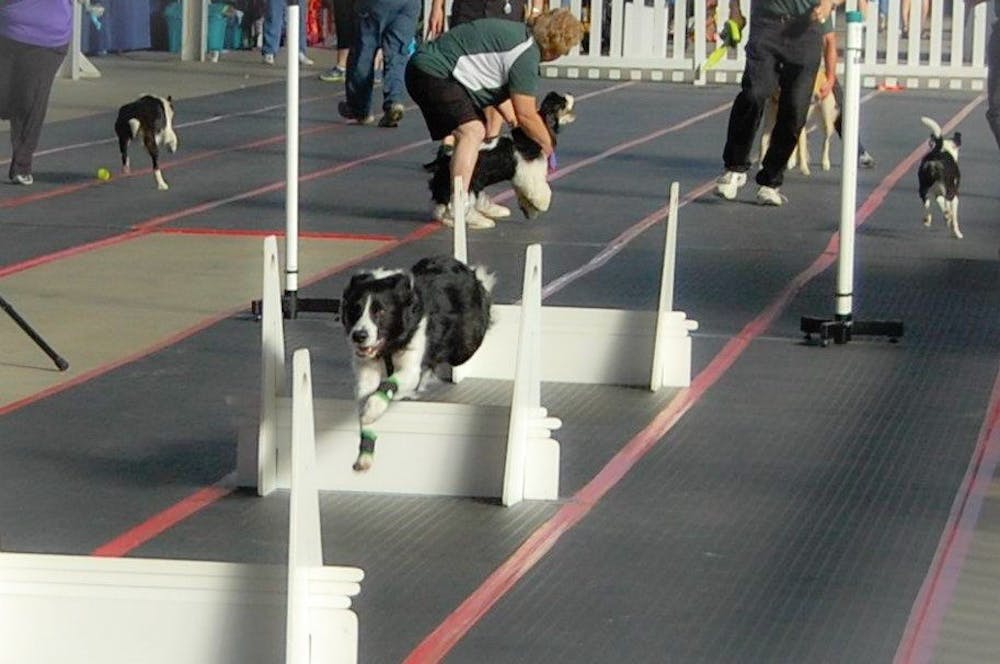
[405,61,485,141]
[450,0,525,26]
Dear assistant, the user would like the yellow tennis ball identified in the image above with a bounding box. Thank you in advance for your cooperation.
[97,167,111,181]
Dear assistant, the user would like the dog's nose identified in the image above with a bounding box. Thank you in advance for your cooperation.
[352,329,368,344]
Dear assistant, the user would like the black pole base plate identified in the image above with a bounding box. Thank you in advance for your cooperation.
[250,291,340,321]
[800,315,904,347]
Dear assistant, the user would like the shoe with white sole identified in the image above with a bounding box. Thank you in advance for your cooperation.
[434,202,495,229]
[262,52,275,65]
[298,52,314,65]
[859,150,876,168]
[475,192,510,219]
[756,185,786,206]
[715,170,747,200]
[10,173,33,185]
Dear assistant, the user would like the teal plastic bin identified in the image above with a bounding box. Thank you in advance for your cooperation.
[164,2,182,53]
[207,3,228,52]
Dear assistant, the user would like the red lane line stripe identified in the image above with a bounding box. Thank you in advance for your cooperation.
[404,97,987,663]
[894,369,1000,664]
[0,229,146,278]
[91,483,235,557]
[155,227,398,242]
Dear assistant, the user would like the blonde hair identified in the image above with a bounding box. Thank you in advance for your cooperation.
[532,8,584,59]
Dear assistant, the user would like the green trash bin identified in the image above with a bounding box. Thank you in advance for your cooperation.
[163,2,182,53]
[207,3,228,53]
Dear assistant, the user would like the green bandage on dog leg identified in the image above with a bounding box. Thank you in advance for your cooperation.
[373,376,399,403]
[359,428,377,454]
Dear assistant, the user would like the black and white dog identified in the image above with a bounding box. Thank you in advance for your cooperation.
[341,256,495,471]
[427,91,576,222]
[114,94,178,191]
[917,116,962,239]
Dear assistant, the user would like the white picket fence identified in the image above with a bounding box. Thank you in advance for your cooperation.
[426,0,993,89]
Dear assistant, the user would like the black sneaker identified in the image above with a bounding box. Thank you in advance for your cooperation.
[338,100,374,125]
[378,103,405,128]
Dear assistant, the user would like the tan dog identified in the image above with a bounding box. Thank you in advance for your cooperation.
[759,68,838,176]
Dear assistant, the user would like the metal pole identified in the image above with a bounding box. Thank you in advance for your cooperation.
[285,0,301,312]
[835,10,864,324]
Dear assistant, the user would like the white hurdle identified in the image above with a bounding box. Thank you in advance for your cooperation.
[0,349,363,664]
[239,237,561,506]
[456,182,698,390]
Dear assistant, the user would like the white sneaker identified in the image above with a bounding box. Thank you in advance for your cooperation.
[756,185,786,206]
[262,53,275,65]
[859,151,876,168]
[434,202,495,229]
[298,52,314,66]
[715,170,747,200]
[475,192,510,219]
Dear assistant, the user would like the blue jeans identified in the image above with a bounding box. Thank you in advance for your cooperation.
[345,0,420,115]
[263,0,307,56]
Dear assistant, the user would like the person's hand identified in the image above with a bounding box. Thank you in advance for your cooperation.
[819,75,835,99]
[426,5,445,39]
[812,0,833,23]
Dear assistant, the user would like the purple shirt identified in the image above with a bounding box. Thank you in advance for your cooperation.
[0,0,74,48]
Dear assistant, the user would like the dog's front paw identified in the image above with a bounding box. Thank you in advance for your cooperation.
[360,393,389,424]
[353,451,374,472]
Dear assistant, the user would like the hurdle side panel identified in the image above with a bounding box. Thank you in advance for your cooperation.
[0,553,362,664]
[277,397,510,497]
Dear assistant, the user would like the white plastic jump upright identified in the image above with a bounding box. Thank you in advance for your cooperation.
[456,182,698,390]
[239,237,561,506]
[0,350,363,664]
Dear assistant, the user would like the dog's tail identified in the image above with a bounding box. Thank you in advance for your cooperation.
[472,265,497,293]
[921,116,943,138]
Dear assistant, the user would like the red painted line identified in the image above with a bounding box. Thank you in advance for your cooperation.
[0,229,146,278]
[154,226,398,242]
[91,482,235,557]
[894,368,1000,664]
[404,97,987,662]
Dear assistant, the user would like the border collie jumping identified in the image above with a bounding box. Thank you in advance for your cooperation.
[917,116,962,239]
[114,94,178,191]
[341,256,495,471]
[427,91,576,225]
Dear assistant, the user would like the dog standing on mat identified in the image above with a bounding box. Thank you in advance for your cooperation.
[917,116,962,239]
[114,94,178,190]
[341,256,495,471]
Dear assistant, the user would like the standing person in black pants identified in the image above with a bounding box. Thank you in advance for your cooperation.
[967,0,1000,150]
[715,0,835,206]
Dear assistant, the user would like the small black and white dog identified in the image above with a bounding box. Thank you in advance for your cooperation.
[114,94,178,191]
[917,116,962,239]
[427,91,576,222]
[341,256,495,471]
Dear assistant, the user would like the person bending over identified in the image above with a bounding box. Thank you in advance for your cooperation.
[405,9,583,228]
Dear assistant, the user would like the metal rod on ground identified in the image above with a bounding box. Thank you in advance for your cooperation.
[0,295,69,371]
[800,8,903,346]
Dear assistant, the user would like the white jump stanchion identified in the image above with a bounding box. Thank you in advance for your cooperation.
[285,1,301,305]
[0,348,364,663]
[800,9,903,345]
[453,182,698,390]
[287,349,364,664]
[452,177,468,264]
[239,241,561,505]
[60,1,101,80]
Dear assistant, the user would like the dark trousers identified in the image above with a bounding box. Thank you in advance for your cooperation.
[987,21,1000,150]
[722,13,823,188]
[0,36,67,179]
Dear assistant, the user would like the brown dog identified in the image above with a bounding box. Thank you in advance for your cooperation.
[759,68,838,176]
